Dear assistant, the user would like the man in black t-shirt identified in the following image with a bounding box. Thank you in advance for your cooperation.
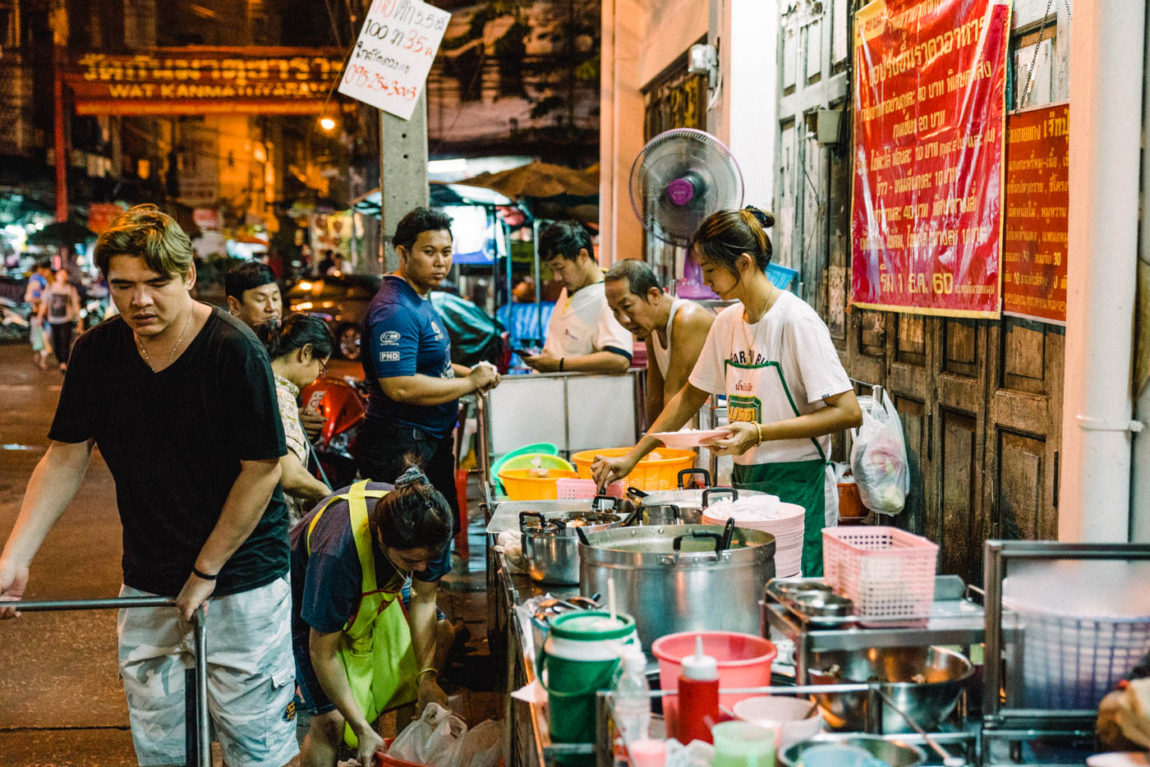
[0,204,298,767]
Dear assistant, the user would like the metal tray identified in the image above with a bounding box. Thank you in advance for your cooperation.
[765,578,934,627]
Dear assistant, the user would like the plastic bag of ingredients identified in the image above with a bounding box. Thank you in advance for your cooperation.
[849,387,909,514]
[387,703,466,765]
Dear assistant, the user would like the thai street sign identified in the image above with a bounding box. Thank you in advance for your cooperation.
[338,0,451,120]
[64,47,344,115]
[850,0,1011,317]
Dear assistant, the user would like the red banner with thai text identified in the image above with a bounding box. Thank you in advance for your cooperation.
[1002,103,1069,324]
[851,0,1011,317]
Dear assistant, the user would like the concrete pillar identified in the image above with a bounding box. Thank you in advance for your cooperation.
[377,91,430,274]
[599,0,646,266]
[1059,3,1146,542]
[710,0,779,210]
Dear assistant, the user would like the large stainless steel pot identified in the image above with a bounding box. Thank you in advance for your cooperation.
[578,523,776,645]
[807,645,974,733]
[628,469,767,524]
[519,506,634,585]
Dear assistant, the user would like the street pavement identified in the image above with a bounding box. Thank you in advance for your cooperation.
[0,339,497,765]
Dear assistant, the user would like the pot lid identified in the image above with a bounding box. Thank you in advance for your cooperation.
[550,610,636,641]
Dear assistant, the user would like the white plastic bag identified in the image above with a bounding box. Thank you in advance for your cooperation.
[388,703,467,765]
[849,387,909,514]
[457,719,503,767]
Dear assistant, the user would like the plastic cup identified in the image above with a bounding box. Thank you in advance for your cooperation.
[627,738,667,767]
[711,721,775,767]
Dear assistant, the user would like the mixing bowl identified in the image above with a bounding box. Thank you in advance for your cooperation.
[807,645,973,732]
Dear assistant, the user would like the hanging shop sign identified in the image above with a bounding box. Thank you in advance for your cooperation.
[850,0,1011,317]
[1001,103,1069,325]
[338,0,450,119]
[63,47,344,116]
[87,203,125,234]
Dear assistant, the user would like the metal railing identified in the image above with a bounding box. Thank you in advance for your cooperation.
[4,596,211,767]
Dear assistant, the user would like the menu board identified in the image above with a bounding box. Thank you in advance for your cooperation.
[338,0,450,119]
[850,0,1011,317]
[1002,103,1069,324]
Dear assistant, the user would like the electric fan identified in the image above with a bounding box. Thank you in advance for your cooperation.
[628,128,744,248]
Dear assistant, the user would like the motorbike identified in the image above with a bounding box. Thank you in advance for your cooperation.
[0,297,32,343]
[300,374,369,489]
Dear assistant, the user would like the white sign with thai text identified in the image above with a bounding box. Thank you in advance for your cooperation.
[338,0,450,119]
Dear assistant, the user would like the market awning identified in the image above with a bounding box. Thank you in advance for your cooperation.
[351,183,513,216]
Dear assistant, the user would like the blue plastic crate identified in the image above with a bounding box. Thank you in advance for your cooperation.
[767,263,798,290]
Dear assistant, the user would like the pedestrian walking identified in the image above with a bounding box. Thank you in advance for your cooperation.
[0,204,298,767]
[39,268,79,372]
[22,259,52,369]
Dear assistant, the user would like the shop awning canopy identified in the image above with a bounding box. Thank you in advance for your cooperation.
[351,183,513,216]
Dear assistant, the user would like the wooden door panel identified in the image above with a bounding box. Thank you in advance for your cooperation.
[988,390,1047,429]
[939,409,979,580]
[995,430,1048,541]
[894,395,928,535]
[943,319,979,377]
[936,373,980,411]
[1001,318,1051,395]
[895,314,926,365]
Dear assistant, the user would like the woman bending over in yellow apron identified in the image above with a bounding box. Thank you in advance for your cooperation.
[593,207,862,575]
[290,467,453,766]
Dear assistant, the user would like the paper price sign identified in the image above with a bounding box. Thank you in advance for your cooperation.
[338,0,450,119]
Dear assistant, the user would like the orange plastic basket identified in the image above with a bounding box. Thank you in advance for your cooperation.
[569,447,697,492]
[496,468,579,500]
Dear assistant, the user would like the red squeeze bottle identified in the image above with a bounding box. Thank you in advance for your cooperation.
[676,636,720,745]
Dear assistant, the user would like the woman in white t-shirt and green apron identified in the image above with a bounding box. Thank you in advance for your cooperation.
[593,207,862,575]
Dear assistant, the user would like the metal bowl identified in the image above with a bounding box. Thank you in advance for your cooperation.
[808,645,974,733]
[780,734,926,767]
[793,590,854,617]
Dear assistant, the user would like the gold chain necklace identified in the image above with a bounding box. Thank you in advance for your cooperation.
[137,310,193,372]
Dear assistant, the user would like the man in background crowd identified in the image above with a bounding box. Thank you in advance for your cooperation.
[521,220,632,375]
[604,259,714,425]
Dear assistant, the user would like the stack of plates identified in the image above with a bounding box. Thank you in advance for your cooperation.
[704,501,806,578]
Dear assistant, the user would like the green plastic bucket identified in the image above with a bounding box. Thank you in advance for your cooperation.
[538,611,637,748]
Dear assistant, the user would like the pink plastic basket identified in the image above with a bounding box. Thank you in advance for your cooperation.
[822,526,938,620]
[555,478,625,500]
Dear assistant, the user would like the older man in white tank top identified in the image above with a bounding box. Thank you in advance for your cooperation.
[604,260,714,425]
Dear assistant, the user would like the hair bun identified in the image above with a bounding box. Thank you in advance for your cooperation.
[744,206,776,229]
[395,466,429,488]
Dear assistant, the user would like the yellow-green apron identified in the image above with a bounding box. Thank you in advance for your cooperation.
[725,358,829,576]
[306,480,418,748]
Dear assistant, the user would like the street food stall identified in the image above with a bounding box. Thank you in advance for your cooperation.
[476,379,1150,766]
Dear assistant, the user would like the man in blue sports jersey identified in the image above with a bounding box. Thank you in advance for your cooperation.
[354,207,500,539]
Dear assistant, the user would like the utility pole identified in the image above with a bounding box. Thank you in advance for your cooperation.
[50,0,68,225]
[376,90,430,273]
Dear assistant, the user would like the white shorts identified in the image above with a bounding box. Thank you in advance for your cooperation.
[117,576,299,767]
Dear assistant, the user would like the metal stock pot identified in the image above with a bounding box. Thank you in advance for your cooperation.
[578,522,776,645]
[628,469,768,524]
[519,503,636,585]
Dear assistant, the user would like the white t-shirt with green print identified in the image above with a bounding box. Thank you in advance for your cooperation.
[688,291,851,465]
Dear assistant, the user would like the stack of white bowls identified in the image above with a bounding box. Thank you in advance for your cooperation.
[703,497,806,578]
